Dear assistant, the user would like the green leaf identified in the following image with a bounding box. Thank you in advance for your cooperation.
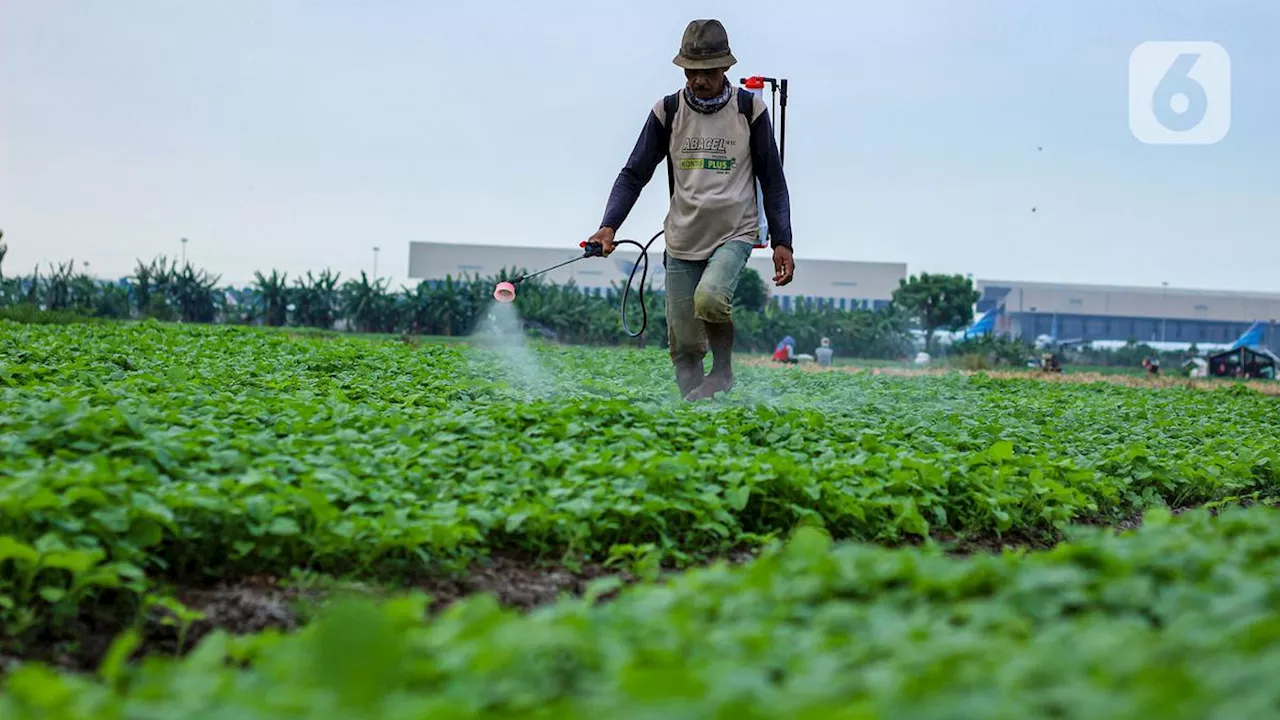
[90,506,131,534]
[726,485,751,511]
[127,519,164,548]
[989,440,1015,462]
[505,511,530,534]
[583,576,624,604]
[267,517,301,536]
[98,629,142,687]
[785,525,832,561]
[0,537,40,565]
[41,549,103,574]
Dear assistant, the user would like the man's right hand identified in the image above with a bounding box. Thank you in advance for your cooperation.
[588,227,617,256]
[772,245,795,286]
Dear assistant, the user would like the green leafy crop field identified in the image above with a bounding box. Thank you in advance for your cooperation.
[2,320,1278,717]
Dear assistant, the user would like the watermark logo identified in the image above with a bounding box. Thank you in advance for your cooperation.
[1129,41,1230,144]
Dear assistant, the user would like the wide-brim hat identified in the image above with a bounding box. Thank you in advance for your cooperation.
[673,19,737,70]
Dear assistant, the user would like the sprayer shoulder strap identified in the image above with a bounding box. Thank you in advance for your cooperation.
[661,90,755,197]
[662,93,679,198]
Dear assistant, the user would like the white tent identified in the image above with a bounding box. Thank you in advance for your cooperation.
[1182,357,1208,378]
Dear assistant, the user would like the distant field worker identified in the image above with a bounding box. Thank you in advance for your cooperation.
[815,337,834,366]
[586,18,794,401]
[772,336,797,364]
[1143,357,1161,376]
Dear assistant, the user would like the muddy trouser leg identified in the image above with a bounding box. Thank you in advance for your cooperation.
[663,250,707,396]
[686,239,751,399]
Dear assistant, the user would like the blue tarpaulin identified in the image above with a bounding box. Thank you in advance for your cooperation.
[964,309,997,338]
[1228,321,1265,351]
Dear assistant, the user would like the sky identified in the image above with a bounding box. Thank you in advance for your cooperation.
[2,0,1278,292]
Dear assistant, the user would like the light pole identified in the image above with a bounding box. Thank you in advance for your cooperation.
[1161,281,1168,343]
[372,246,380,280]
[181,237,188,266]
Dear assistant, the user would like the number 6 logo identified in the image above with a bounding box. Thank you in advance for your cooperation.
[1129,41,1230,145]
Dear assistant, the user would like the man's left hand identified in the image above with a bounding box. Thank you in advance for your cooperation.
[772,246,795,286]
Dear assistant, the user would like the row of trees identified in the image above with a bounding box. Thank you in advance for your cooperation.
[3,248,988,359]
[10,242,1195,369]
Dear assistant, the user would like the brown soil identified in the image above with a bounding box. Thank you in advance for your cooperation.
[0,554,646,675]
[408,554,632,611]
[0,577,307,676]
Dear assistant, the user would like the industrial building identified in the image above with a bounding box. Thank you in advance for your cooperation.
[406,241,908,312]
[976,279,1280,347]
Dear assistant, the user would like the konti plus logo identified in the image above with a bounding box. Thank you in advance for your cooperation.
[680,137,731,154]
[678,157,737,173]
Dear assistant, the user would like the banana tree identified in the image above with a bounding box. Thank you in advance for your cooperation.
[168,263,222,323]
[94,283,132,319]
[426,276,465,336]
[23,266,40,306]
[39,260,78,312]
[131,256,179,321]
[399,281,436,335]
[340,272,399,334]
[291,270,341,329]
[68,270,101,315]
[253,270,290,327]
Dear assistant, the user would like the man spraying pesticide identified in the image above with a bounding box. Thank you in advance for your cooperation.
[586,18,795,402]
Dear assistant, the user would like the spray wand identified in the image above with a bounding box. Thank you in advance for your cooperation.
[493,229,664,338]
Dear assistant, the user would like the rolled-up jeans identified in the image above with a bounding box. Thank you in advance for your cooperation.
[663,238,752,366]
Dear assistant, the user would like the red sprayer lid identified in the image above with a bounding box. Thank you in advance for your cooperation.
[744,76,765,90]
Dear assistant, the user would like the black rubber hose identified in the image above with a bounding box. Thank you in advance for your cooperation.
[612,229,664,338]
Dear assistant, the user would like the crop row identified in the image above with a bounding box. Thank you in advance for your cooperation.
[5,504,1280,718]
[2,321,1279,643]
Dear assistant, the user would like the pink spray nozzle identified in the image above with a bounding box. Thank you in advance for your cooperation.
[493,281,516,303]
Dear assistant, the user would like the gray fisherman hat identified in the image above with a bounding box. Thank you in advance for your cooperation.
[673,19,737,70]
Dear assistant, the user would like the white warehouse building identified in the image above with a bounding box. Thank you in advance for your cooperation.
[406,241,907,312]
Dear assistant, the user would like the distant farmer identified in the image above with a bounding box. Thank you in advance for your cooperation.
[587,18,794,401]
[771,336,797,364]
[815,337,834,366]
[1143,357,1160,376]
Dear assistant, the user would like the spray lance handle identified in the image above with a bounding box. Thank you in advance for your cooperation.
[580,240,605,258]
